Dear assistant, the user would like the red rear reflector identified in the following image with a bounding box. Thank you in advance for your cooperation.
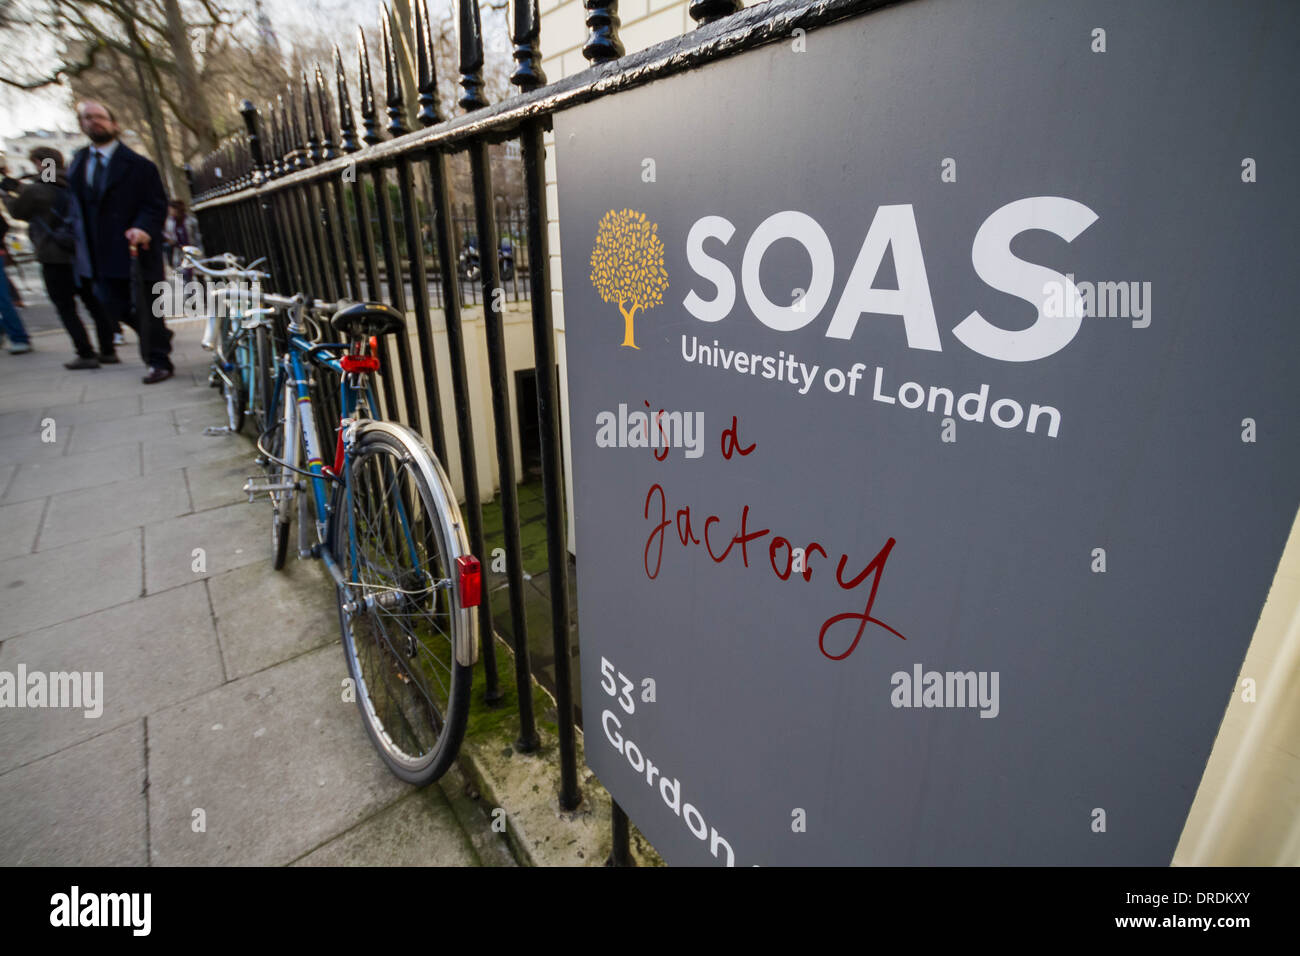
[457,555,481,608]
[340,354,381,373]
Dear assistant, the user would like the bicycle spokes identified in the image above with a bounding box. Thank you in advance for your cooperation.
[345,444,456,762]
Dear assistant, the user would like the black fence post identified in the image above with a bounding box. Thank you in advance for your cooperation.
[352,29,403,424]
[384,2,449,465]
[363,16,423,433]
[512,0,581,810]
[413,0,507,714]
[460,0,539,731]
[239,101,287,297]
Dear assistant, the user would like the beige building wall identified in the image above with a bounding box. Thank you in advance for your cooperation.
[1175,507,1300,865]
[384,302,536,506]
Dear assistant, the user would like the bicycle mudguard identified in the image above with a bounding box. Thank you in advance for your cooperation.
[350,418,479,668]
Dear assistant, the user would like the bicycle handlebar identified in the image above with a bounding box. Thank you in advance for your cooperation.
[179,246,270,281]
[260,292,350,316]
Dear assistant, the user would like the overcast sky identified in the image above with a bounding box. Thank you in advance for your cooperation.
[0,0,485,143]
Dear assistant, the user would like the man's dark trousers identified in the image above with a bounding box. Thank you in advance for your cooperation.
[93,276,174,371]
[42,262,114,359]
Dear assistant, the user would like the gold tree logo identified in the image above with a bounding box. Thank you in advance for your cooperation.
[589,208,669,349]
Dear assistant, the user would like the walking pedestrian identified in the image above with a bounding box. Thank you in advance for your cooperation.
[4,147,116,368]
[67,100,174,384]
[163,199,201,276]
[0,209,32,354]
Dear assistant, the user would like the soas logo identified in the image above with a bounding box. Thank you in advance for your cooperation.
[590,209,669,349]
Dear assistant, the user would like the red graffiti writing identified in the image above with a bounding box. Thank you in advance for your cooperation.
[643,483,905,660]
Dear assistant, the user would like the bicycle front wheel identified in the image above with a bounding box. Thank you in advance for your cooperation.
[252,325,275,435]
[331,424,474,785]
[221,359,245,434]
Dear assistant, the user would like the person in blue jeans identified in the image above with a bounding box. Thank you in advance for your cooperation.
[0,219,32,353]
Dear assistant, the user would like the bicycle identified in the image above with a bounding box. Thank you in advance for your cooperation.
[243,290,481,785]
[180,246,275,437]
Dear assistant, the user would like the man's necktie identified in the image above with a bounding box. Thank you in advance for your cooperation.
[90,150,106,200]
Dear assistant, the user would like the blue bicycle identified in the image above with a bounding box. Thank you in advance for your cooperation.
[182,247,276,438]
[244,291,480,785]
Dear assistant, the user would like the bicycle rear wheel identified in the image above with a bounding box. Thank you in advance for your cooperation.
[331,424,473,785]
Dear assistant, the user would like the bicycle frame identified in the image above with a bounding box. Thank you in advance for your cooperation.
[264,332,351,542]
[262,328,427,614]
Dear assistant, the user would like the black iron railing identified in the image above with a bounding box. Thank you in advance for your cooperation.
[190,0,885,865]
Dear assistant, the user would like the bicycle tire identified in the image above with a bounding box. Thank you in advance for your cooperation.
[253,325,275,435]
[222,359,245,434]
[236,334,256,436]
[267,374,295,571]
[330,424,473,785]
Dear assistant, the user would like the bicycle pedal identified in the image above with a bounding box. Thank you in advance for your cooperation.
[203,426,232,436]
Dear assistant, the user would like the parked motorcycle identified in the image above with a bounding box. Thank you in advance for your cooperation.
[458,237,515,283]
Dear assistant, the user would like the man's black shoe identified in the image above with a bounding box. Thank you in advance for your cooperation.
[142,367,174,385]
[98,353,122,364]
[65,357,101,370]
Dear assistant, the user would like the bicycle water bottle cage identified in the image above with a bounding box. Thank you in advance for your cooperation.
[330,302,406,338]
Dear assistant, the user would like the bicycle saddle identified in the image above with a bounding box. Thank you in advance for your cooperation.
[330,302,406,338]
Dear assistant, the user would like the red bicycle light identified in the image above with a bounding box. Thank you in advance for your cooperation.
[457,555,482,608]
[340,354,381,374]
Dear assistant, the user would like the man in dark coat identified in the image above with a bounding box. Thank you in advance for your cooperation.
[67,101,174,383]
[5,147,115,368]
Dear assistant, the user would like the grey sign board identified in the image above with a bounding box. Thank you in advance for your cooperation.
[556,0,1300,864]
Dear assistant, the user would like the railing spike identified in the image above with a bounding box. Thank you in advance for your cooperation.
[689,0,741,26]
[510,0,547,92]
[457,0,488,111]
[316,66,339,161]
[277,94,294,172]
[302,71,322,164]
[380,3,409,136]
[335,46,360,154]
[583,0,624,64]
[266,101,280,178]
[358,26,383,145]
[415,0,441,126]
[294,82,311,169]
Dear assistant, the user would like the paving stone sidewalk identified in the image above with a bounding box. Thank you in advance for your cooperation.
[0,322,514,866]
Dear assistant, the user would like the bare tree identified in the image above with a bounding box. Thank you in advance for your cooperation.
[0,0,285,191]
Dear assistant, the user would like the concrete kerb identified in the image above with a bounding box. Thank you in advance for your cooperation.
[453,640,664,868]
